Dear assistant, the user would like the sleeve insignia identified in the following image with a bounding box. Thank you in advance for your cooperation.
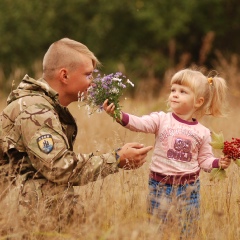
[37,134,54,154]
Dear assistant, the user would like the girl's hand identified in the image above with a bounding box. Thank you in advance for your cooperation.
[219,156,231,169]
[103,99,115,116]
[103,99,123,122]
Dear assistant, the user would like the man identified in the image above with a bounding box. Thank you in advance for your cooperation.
[0,38,152,231]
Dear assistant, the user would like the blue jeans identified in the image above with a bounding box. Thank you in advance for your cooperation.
[148,178,200,235]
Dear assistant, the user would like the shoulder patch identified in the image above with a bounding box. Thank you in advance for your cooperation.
[37,134,54,154]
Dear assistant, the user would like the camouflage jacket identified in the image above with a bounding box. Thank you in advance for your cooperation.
[0,75,119,186]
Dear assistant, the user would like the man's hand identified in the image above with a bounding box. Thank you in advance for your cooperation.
[117,142,153,170]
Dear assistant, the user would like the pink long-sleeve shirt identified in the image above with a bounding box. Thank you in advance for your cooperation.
[121,111,219,184]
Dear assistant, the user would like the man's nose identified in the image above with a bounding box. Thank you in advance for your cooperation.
[87,74,93,82]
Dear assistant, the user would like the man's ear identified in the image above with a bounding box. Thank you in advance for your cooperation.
[195,97,204,108]
[59,68,68,84]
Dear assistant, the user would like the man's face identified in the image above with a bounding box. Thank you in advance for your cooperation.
[66,54,94,103]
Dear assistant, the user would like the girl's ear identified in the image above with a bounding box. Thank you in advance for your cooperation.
[195,97,204,108]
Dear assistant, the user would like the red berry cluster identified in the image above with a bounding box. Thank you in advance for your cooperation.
[223,138,240,160]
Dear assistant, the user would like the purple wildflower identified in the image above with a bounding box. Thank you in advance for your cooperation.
[81,71,134,120]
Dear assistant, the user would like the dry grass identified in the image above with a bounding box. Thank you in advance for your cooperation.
[1,54,240,239]
[1,98,239,239]
[69,99,240,240]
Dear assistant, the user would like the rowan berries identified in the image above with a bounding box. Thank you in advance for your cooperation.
[222,138,240,160]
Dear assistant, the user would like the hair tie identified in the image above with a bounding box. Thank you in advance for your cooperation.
[207,77,213,85]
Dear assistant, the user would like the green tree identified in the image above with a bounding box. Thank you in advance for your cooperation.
[0,0,240,92]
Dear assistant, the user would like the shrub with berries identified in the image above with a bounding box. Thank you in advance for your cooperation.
[209,132,240,181]
[222,138,240,161]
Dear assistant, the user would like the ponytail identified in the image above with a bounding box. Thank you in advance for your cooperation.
[207,76,228,117]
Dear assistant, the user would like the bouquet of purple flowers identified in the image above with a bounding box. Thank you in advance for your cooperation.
[79,70,134,120]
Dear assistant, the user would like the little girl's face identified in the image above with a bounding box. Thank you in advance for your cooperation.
[168,84,196,115]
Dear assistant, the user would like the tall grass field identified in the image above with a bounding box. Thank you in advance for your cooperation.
[0,58,240,239]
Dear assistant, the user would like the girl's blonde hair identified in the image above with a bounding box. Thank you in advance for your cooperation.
[170,68,228,118]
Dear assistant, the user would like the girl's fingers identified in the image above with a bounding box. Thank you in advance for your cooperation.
[103,99,109,110]
[109,103,115,111]
[103,99,116,115]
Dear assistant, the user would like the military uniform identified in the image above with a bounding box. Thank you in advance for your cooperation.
[0,75,119,230]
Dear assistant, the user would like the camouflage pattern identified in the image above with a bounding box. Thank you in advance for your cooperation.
[0,75,119,226]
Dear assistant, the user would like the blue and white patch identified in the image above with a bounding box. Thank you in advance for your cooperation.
[37,134,54,154]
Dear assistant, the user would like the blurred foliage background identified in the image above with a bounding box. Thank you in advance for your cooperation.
[0,0,240,96]
[1,3,240,238]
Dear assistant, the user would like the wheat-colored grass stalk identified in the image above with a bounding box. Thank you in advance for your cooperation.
[0,53,240,239]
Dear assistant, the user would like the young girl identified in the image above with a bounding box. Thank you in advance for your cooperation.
[103,68,231,234]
